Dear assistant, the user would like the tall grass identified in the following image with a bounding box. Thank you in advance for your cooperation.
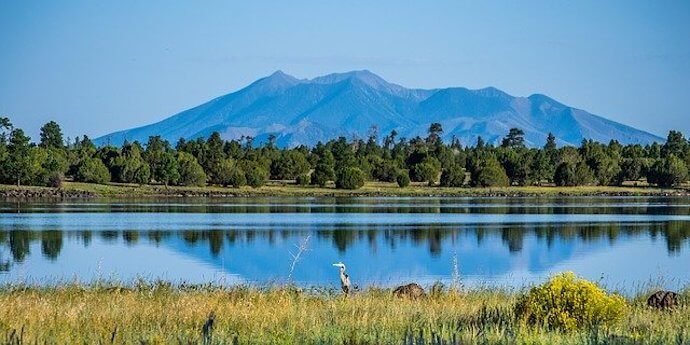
[0,282,687,344]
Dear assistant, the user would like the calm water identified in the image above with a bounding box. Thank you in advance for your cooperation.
[0,197,689,292]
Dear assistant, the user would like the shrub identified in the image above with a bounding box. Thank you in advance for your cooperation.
[396,170,410,188]
[47,172,64,188]
[296,173,310,186]
[177,152,207,186]
[335,167,365,190]
[471,155,509,187]
[311,163,333,187]
[75,157,111,184]
[410,157,441,184]
[227,166,246,188]
[440,165,465,187]
[515,272,627,332]
[647,155,688,187]
[244,162,269,188]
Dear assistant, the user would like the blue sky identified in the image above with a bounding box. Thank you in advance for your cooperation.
[1,0,688,140]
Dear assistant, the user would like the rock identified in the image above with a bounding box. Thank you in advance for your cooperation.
[393,283,426,299]
[647,290,678,309]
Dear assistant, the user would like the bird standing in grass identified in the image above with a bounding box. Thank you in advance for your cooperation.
[332,262,351,295]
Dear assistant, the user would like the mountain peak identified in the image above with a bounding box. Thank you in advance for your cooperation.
[311,70,384,85]
[95,71,664,148]
[264,70,299,83]
[245,70,301,93]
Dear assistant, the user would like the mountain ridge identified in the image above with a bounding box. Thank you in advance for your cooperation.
[95,70,663,147]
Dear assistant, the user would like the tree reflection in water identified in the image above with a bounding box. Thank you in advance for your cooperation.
[0,222,688,267]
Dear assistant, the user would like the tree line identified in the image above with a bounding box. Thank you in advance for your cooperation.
[0,116,689,189]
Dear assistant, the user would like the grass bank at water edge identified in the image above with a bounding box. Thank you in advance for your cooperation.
[0,280,688,345]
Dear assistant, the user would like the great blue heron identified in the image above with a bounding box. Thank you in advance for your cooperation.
[332,262,351,295]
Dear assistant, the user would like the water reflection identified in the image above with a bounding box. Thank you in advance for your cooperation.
[1,197,689,291]
[2,223,689,262]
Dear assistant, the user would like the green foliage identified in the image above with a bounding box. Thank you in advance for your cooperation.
[499,148,531,186]
[554,162,576,186]
[618,156,646,183]
[176,152,206,186]
[515,272,628,332]
[440,165,465,187]
[145,136,179,185]
[4,129,32,186]
[296,173,310,186]
[471,154,509,187]
[371,157,399,182]
[501,127,525,149]
[310,149,335,187]
[396,170,410,187]
[311,162,334,187]
[411,157,441,185]
[242,160,269,188]
[661,130,688,158]
[112,143,150,184]
[35,148,69,186]
[227,165,246,188]
[647,155,688,187]
[271,150,310,180]
[75,157,111,184]
[202,132,227,184]
[157,151,180,186]
[39,121,64,149]
[335,167,365,190]
[555,161,595,186]
[213,159,245,188]
[1,116,688,191]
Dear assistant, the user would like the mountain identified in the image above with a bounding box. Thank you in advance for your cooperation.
[95,70,663,147]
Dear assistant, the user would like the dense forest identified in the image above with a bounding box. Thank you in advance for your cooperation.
[0,116,689,189]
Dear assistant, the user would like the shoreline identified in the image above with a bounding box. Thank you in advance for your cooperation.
[1,181,689,199]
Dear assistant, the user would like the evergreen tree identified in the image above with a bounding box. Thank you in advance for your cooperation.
[311,150,335,187]
[440,165,465,187]
[39,121,64,149]
[335,167,365,190]
[396,170,410,187]
[501,128,526,149]
[242,160,269,188]
[544,133,557,151]
[270,150,310,180]
[5,129,31,186]
[75,157,111,184]
[203,132,227,184]
[112,142,150,184]
[647,155,688,187]
[177,152,207,186]
[471,153,509,187]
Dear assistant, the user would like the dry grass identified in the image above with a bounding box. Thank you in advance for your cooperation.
[0,282,688,344]
[1,181,687,198]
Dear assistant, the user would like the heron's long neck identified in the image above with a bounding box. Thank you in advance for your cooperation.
[339,267,346,279]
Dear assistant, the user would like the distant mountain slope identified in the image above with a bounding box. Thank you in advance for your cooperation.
[95,70,663,147]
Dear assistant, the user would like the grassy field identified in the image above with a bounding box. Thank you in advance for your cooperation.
[0,282,687,345]
[1,181,687,198]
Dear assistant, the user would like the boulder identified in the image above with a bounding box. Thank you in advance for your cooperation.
[647,290,678,309]
[393,283,426,299]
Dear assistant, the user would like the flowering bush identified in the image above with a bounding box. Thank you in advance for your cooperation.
[515,272,627,331]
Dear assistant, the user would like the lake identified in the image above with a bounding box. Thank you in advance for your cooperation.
[0,196,689,293]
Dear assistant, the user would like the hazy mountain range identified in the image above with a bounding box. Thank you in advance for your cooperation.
[95,70,663,147]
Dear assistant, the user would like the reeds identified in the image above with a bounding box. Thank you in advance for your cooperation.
[0,282,687,344]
